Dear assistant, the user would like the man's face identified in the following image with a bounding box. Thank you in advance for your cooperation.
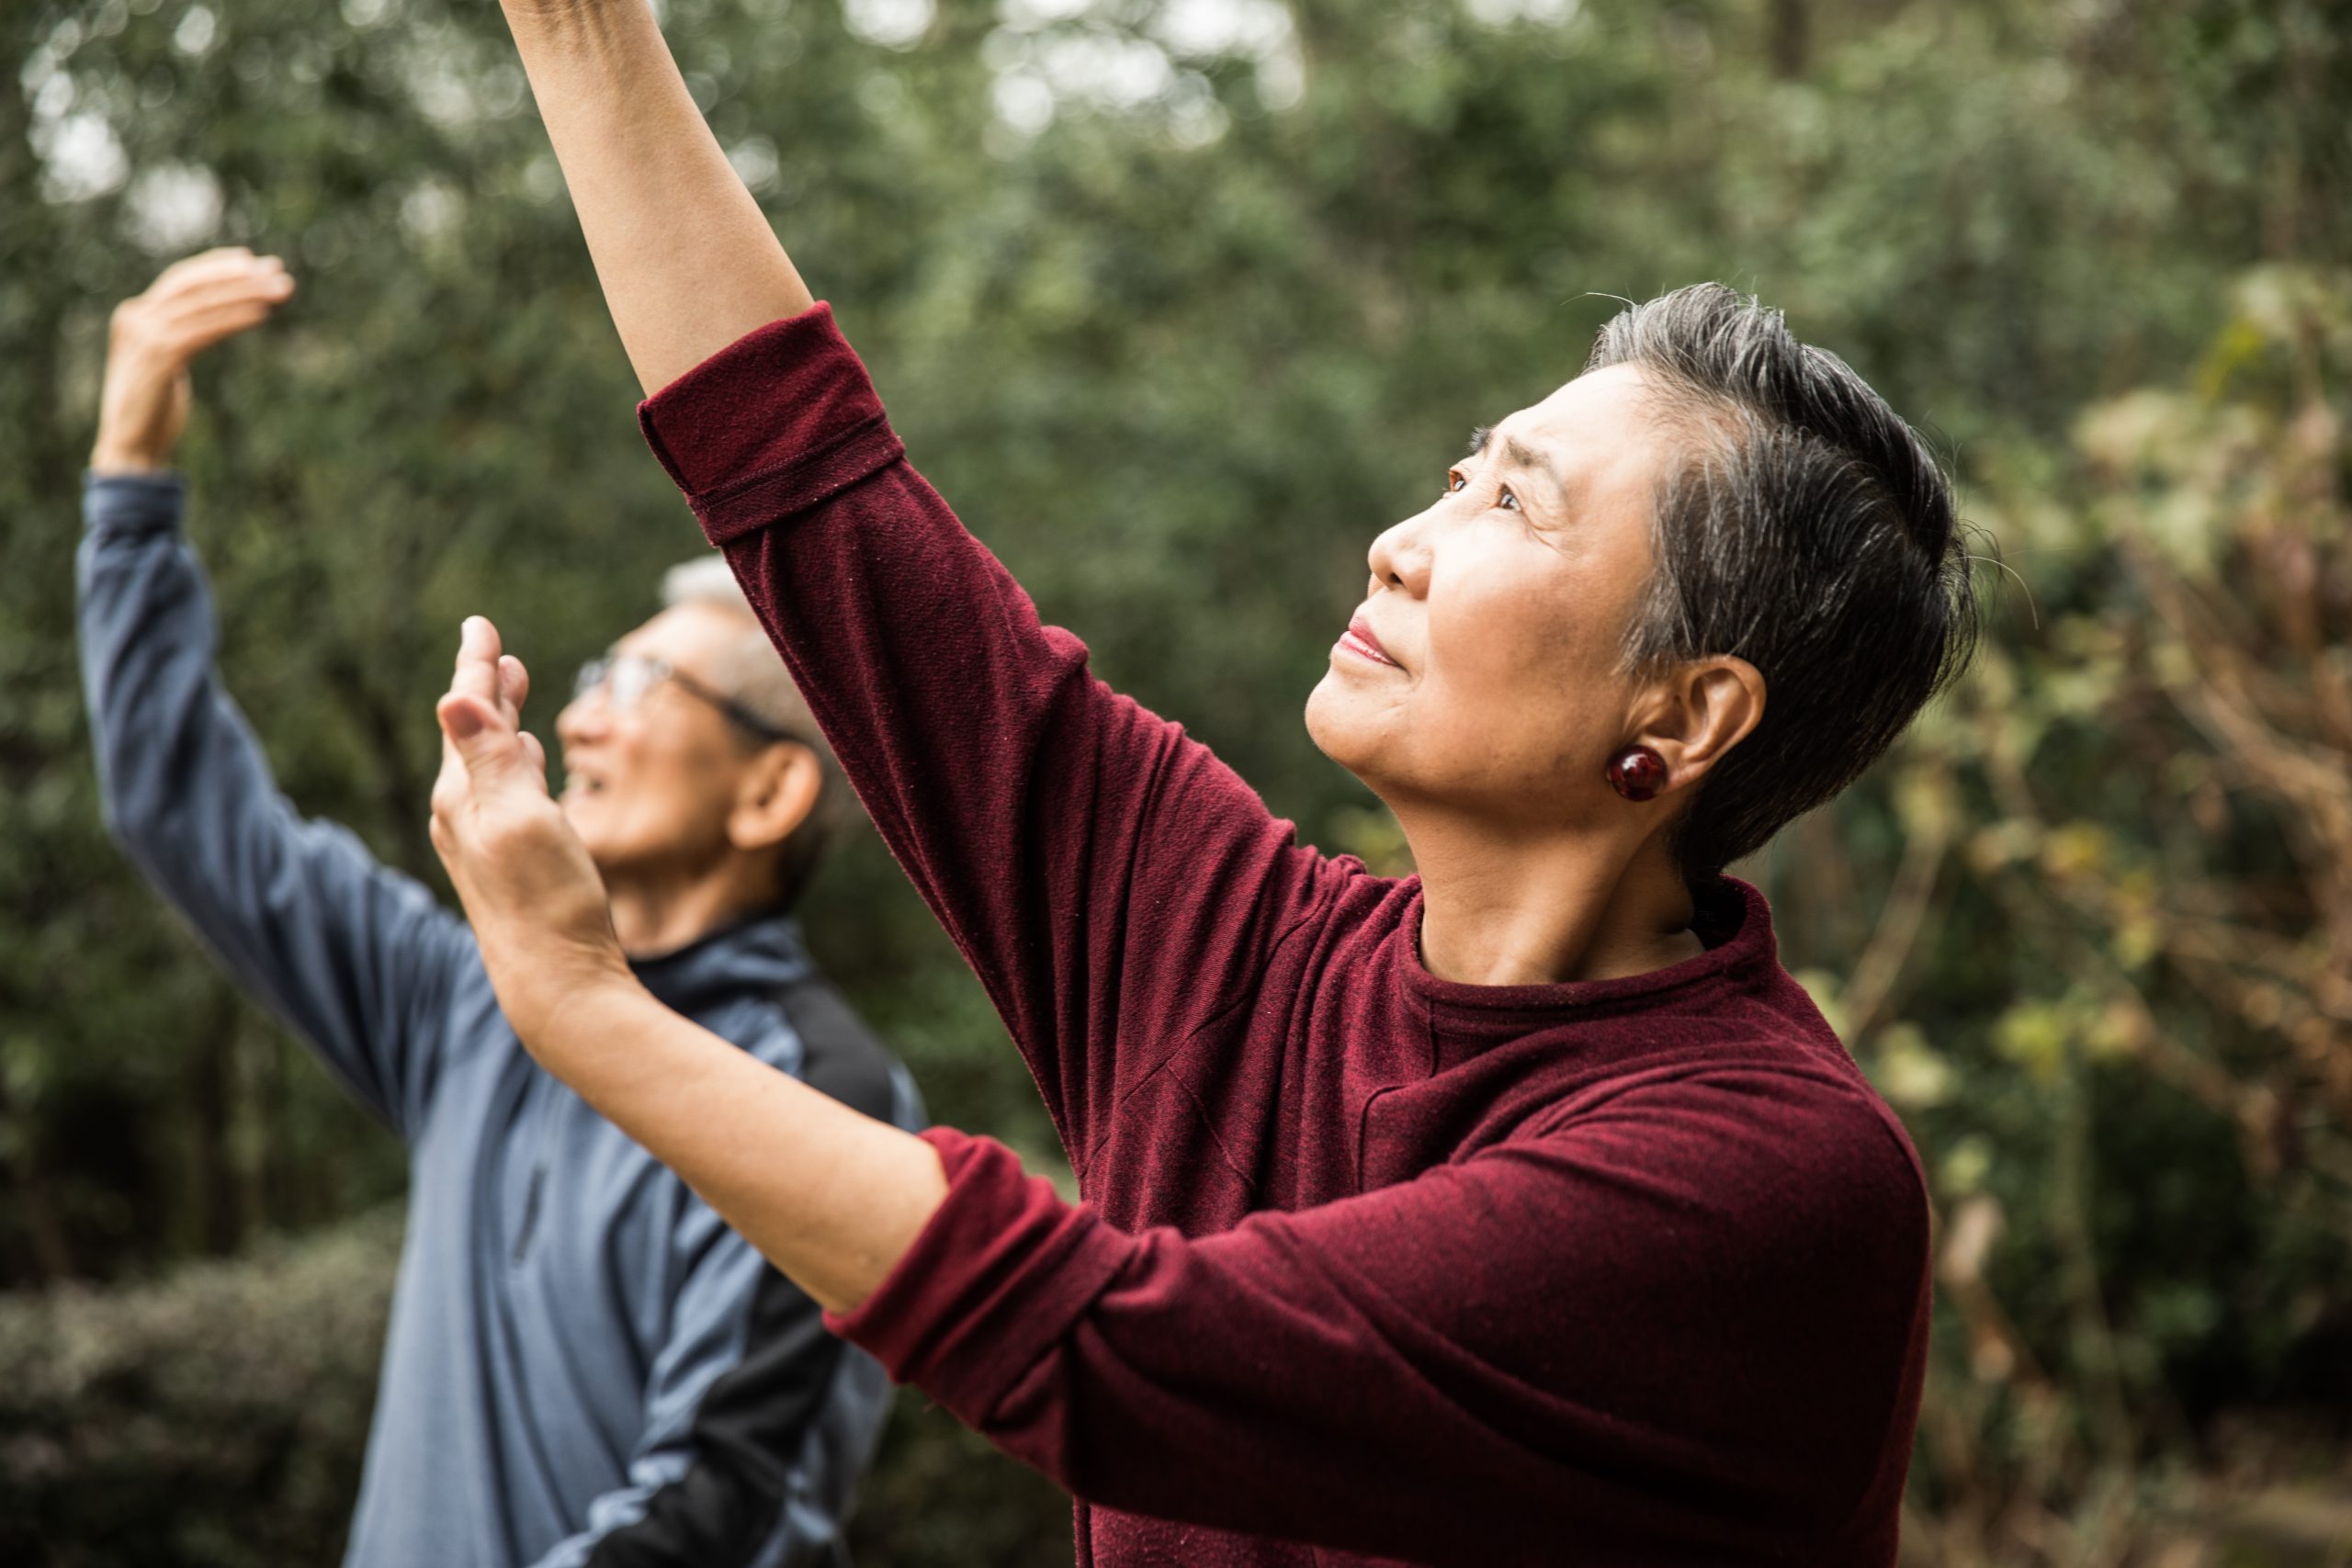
[1304,364,1673,828]
[555,604,764,879]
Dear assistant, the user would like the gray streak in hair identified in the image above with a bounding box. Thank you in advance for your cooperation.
[1587,284,1979,882]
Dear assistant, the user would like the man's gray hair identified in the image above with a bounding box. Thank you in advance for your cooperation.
[661,556,859,906]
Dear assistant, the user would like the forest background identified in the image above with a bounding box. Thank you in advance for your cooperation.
[1,0,2346,1562]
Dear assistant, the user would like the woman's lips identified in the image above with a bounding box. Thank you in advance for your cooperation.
[1337,614,1399,669]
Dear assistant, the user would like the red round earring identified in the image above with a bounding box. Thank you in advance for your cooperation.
[1606,745,1668,802]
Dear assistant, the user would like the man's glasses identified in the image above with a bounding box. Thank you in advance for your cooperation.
[571,652,802,748]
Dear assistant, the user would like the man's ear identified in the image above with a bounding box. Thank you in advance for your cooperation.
[1630,656,1766,796]
[726,742,821,854]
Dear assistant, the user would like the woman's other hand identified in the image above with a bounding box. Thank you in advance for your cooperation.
[430,616,636,1043]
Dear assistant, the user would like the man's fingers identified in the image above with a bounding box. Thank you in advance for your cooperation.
[151,247,282,294]
[112,261,294,377]
[174,298,287,355]
[147,245,257,292]
[159,263,293,313]
[155,273,296,341]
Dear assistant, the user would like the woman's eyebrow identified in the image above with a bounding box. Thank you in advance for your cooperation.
[1468,424,1562,483]
[1466,426,1567,511]
[1503,434,1564,493]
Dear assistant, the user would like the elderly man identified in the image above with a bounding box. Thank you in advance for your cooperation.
[75,249,921,1568]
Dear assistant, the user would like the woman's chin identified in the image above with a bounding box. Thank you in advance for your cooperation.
[1304,677,1381,778]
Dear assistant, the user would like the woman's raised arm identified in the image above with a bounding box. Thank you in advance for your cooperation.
[492,4,1337,1164]
[498,0,811,393]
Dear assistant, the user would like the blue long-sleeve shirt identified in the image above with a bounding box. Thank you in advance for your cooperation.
[77,472,922,1568]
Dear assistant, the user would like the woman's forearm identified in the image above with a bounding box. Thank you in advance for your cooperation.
[537,976,946,1312]
[499,0,814,393]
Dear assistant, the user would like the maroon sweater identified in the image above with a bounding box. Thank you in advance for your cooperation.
[638,305,1931,1567]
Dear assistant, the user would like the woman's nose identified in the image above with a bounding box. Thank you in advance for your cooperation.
[1366,507,1435,597]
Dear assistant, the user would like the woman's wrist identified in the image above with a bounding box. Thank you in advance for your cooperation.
[491,941,641,1065]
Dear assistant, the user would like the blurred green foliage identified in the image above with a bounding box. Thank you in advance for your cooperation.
[0,1208,1073,1567]
[1,0,2346,1562]
[0,1209,397,1566]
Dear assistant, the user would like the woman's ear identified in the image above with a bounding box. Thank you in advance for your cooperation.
[1632,657,1766,795]
[727,742,822,854]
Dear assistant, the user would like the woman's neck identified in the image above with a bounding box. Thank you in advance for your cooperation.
[1402,809,1702,987]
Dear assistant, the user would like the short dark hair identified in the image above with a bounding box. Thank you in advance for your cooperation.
[1587,283,1977,882]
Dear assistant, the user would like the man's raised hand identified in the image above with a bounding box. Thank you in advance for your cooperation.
[430,617,634,1045]
[92,247,295,475]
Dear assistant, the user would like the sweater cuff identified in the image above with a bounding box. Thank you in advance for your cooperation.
[826,1128,1133,1429]
[636,302,907,548]
[83,471,187,536]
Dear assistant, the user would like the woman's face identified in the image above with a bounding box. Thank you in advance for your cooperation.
[1306,364,1675,829]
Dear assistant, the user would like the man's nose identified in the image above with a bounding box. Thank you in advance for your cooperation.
[554,692,606,746]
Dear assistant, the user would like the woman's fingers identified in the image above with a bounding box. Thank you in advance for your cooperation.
[436,620,550,797]
[498,653,530,724]
[423,622,621,1040]
[451,617,507,719]
[435,689,501,745]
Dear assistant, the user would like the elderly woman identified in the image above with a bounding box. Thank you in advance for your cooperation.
[430,4,1976,1564]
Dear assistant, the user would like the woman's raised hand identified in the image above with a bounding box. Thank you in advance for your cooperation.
[427,626,944,1318]
[493,0,811,394]
[429,617,634,1044]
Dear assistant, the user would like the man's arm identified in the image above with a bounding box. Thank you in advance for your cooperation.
[532,995,922,1568]
[80,253,473,1135]
[495,0,810,394]
[531,1214,889,1568]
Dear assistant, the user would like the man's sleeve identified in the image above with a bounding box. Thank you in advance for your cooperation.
[637,306,1340,1169]
[76,473,473,1136]
[825,1071,1932,1564]
[530,1223,890,1568]
[536,989,923,1568]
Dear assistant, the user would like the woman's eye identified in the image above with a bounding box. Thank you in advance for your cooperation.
[1498,486,1521,512]
[1444,471,1467,495]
